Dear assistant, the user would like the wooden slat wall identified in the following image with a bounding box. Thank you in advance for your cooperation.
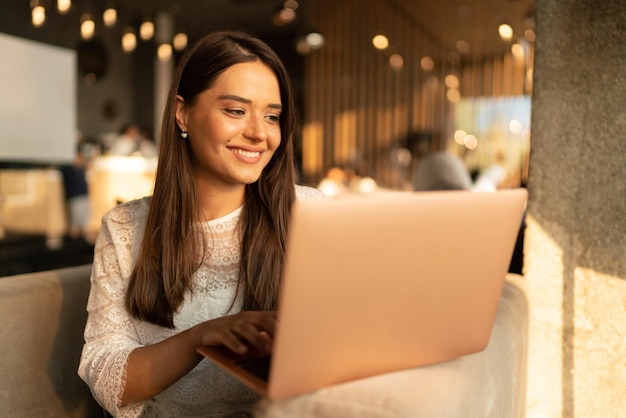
[300,0,532,187]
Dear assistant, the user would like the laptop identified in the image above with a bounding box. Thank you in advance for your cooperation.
[197,188,528,400]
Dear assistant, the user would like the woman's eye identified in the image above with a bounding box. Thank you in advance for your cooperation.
[266,114,280,123]
[226,109,245,116]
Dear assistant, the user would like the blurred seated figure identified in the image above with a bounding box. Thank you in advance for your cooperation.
[412,151,473,191]
[58,149,94,243]
[408,131,472,191]
[108,123,158,157]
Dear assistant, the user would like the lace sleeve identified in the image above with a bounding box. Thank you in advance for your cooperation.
[295,184,326,200]
[77,215,144,417]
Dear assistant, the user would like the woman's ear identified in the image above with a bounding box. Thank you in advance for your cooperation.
[175,95,187,132]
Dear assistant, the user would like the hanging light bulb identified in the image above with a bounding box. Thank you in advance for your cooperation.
[372,34,389,50]
[80,13,95,40]
[498,24,514,41]
[172,32,188,51]
[57,0,71,14]
[121,28,137,53]
[157,43,173,61]
[140,18,154,41]
[31,3,46,27]
[103,5,117,27]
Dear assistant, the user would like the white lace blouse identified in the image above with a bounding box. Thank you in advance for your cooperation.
[78,185,324,418]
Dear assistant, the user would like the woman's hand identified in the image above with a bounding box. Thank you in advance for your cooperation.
[122,310,277,404]
[193,310,277,355]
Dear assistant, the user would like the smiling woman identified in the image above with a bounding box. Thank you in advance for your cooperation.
[175,61,283,199]
[77,29,324,417]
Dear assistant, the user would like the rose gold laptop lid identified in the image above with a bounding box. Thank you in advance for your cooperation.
[266,188,527,399]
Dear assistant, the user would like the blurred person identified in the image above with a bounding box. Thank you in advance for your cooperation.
[58,145,94,243]
[412,151,473,191]
[409,131,472,191]
[108,123,158,157]
[78,30,323,417]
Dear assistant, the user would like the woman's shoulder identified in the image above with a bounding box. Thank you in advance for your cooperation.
[295,184,326,201]
[102,196,151,228]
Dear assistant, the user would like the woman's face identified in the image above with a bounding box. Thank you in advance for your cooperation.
[175,60,282,192]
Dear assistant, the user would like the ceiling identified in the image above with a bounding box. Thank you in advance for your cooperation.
[0,0,535,63]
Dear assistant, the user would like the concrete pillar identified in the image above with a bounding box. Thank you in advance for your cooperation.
[525,0,626,417]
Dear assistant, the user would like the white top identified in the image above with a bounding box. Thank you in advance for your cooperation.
[78,185,324,417]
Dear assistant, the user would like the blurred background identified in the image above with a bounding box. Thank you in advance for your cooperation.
[0,0,535,274]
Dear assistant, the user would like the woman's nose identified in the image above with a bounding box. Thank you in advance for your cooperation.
[243,114,268,142]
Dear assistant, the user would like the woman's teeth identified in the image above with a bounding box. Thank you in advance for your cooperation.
[232,149,260,157]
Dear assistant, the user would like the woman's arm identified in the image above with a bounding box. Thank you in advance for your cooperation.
[121,310,276,404]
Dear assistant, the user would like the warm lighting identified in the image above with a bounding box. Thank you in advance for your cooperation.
[57,0,71,14]
[511,43,525,58]
[173,32,188,51]
[420,56,434,71]
[273,7,296,26]
[284,0,299,10]
[524,29,536,42]
[498,24,514,41]
[80,14,95,40]
[121,29,137,53]
[456,40,470,54]
[445,74,459,89]
[157,43,173,61]
[464,134,478,150]
[305,32,324,49]
[31,5,45,27]
[356,177,378,193]
[103,6,117,27]
[389,53,403,70]
[372,34,389,50]
[447,88,461,103]
[526,68,533,86]
[295,38,311,55]
[140,19,154,41]
[454,129,467,145]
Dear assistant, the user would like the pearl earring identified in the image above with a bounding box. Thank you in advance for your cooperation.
[180,130,188,139]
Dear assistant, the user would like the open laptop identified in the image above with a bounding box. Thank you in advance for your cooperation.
[197,188,528,400]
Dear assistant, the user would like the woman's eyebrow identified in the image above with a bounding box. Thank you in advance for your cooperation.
[217,94,282,109]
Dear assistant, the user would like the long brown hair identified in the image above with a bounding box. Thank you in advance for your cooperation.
[125,30,297,328]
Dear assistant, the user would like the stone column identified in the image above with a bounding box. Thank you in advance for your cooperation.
[525,0,626,417]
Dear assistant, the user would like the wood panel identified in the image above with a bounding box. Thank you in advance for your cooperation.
[301,0,530,187]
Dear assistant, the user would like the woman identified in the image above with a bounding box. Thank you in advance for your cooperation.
[78,30,323,417]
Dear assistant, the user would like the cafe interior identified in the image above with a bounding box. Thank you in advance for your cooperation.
[1,1,625,417]
[0,0,538,415]
[0,0,535,275]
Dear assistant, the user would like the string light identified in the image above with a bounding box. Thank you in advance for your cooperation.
[157,43,173,61]
[498,24,514,41]
[372,34,389,50]
[31,2,45,27]
[121,28,137,53]
[140,19,155,41]
[172,32,188,51]
[103,5,117,27]
[57,0,71,14]
[80,13,95,40]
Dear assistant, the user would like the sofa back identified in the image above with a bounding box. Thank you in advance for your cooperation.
[0,264,104,417]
